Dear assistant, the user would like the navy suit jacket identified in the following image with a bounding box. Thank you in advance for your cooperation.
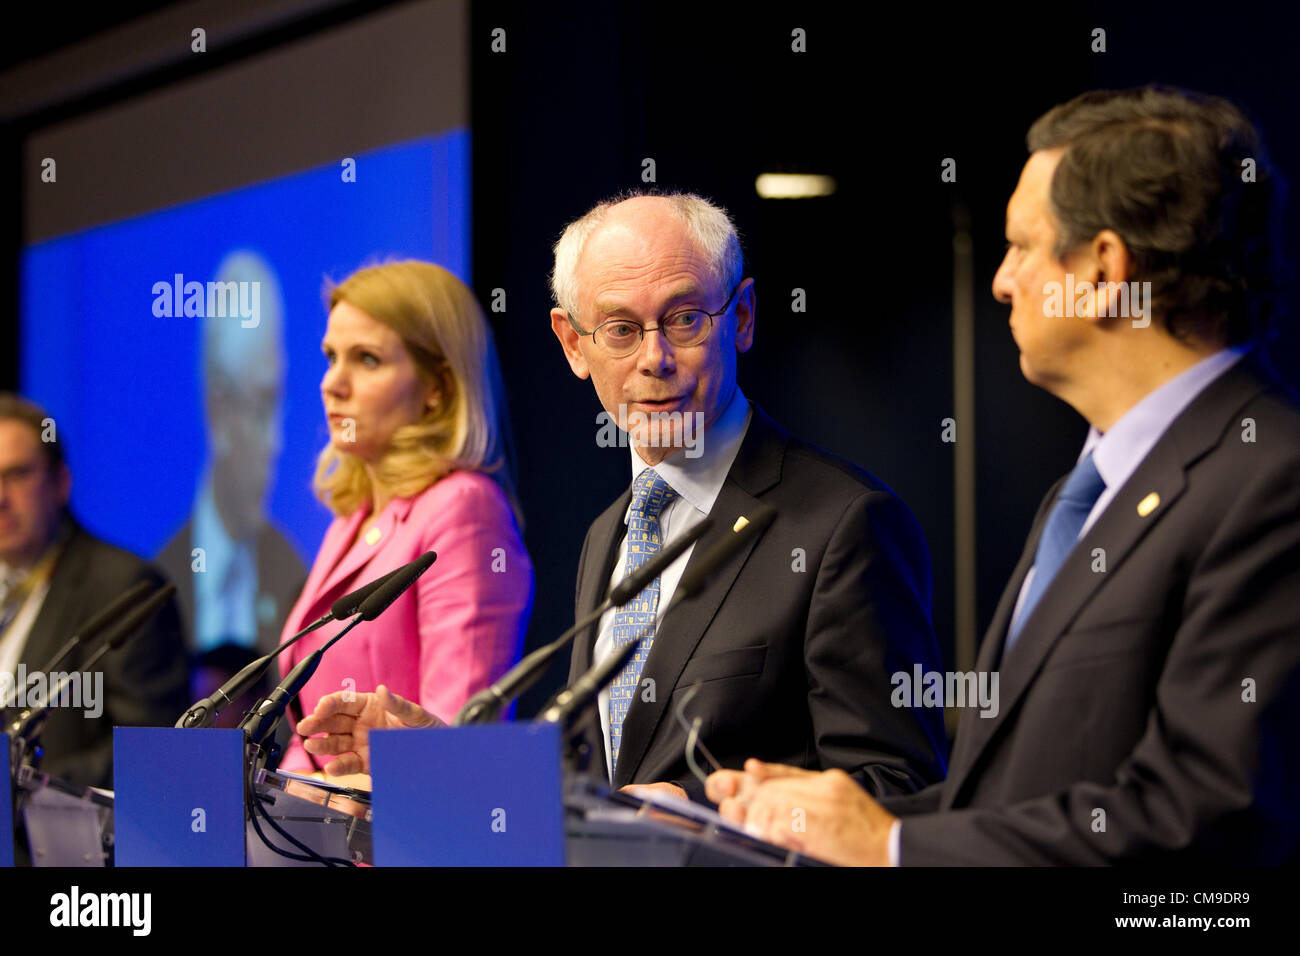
[884,354,1300,864]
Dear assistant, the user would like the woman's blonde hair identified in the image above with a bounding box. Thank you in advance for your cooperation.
[313,260,520,523]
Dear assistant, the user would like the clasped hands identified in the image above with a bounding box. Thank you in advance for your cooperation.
[705,760,897,867]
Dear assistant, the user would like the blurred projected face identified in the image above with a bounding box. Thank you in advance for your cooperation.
[0,420,69,567]
[320,302,437,464]
[206,360,280,539]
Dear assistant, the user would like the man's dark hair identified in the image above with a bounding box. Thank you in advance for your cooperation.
[1027,85,1287,346]
[0,392,64,472]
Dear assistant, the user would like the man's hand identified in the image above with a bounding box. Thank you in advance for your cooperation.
[296,683,444,775]
[620,782,689,802]
[706,758,896,866]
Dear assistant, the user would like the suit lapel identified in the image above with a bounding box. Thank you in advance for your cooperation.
[942,355,1273,806]
[300,498,411,623]
[613,407,785,786]
[571,489,632,677]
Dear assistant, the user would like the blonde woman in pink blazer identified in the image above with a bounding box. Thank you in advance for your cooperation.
[276,260,533,774]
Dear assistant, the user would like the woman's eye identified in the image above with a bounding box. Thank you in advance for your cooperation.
[360,352,380,368]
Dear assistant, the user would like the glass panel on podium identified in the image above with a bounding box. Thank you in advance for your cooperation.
[246,769,371,866]
[16,763,114,866]
[563,775,827,866]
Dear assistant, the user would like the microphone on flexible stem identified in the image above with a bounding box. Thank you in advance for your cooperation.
[238,552,436,754]
[174,559,419,729]
[452,518,715,726]
[537,503,776,732]
[9,584,177,762]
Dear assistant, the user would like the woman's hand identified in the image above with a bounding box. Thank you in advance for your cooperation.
[296,683,444,775]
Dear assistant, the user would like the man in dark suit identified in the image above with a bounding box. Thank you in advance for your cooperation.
[0,394,190,791]
[547,192,947,803]
[706,86,1300,864]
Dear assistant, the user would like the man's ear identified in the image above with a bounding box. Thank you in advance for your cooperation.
[733,278,756,353]
[550,308,591,379]
[1084,229,1135,323]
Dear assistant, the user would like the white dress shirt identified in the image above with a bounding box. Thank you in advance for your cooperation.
[0,560,54,707]
[592,386,752,779]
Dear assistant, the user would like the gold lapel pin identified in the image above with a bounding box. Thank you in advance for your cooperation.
[365,527,382,545]
[733,516,750,532]
[1137,492,1160,517]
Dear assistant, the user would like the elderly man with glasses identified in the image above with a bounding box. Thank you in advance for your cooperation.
[543,191,947,804]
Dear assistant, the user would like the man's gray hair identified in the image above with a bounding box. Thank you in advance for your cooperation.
[549,190,744,321]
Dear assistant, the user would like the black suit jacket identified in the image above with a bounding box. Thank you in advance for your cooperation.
[885,353,1300,864]
[14,520,191,790]
[569,404,948,802]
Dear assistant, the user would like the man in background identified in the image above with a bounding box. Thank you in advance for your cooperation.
[1,392,189,790]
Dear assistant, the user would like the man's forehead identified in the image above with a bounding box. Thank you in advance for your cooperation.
[577,220,711,304]
[1006,149,1063,232]
[0,419,45,463]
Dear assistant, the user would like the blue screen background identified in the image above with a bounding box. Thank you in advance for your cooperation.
[20,131,468,565]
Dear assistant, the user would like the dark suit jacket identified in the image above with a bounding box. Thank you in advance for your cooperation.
[14,519,191,790]
[884,353,1300,864]
[568,404,949,802]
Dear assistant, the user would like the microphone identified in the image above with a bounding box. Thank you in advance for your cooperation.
[9,584,176,759]
[452,520,714,726]
[538,503,776,732]
[174,558,427,729]
[237,552,437,750]
[330,563,408,619]
[357,551,436,620]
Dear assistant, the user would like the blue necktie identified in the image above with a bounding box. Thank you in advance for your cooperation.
[608,468,678,773]
[1006,453,1106,653]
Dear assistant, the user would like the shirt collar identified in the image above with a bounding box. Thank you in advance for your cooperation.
[625,385,752,522]
[1081,346,1247,490]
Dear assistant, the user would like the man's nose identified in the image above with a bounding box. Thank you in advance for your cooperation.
[992,256,1014,305]
[638,327,675,374]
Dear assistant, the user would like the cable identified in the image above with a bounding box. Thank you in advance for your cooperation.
[243,752,356,867]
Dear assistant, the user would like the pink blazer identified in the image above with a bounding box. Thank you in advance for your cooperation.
[277,470,533,772]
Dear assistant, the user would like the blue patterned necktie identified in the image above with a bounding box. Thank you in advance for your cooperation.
[1006,452,1106,654]
[608,468,679,773]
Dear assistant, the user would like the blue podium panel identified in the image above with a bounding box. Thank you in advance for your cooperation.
[2,734,12,867]
[114,727,246,867]
[371,723,564,866]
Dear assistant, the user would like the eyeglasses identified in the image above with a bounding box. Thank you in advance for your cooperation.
[569,282,742,358]
[674,682,722,787]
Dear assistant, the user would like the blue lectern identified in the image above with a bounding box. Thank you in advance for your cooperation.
[113,727,246,866]
[371,723,564,866]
